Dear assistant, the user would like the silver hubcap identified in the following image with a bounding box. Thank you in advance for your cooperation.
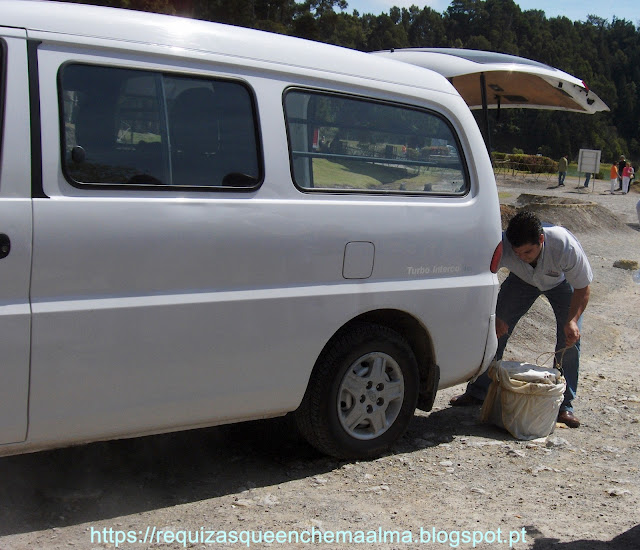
[337,352,404,440]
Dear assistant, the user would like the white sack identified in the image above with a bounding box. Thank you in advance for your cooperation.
[480,360,566,440]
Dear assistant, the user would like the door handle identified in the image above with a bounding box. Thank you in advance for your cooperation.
[0,234,10,259]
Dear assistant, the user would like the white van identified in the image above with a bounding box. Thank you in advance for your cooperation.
[0,0,502,459]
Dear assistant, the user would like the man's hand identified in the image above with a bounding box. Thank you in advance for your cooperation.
[564,285,590,348]
[564,319,581,347]
[496,317,509,338]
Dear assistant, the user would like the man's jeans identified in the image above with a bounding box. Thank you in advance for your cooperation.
[466,273,580,412]
[558,171,567,185]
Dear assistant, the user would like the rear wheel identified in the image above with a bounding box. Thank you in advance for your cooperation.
[295,323,419,459]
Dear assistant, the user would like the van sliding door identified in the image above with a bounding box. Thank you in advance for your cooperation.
[0,28,32,445]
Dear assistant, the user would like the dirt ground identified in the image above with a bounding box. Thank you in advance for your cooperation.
[1,174,639,550]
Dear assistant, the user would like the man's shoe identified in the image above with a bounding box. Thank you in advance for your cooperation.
[557,410,580,428]
[450,393,483,407]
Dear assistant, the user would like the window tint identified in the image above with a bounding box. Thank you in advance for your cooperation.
[61,65,261,189]
[284,90,467,195]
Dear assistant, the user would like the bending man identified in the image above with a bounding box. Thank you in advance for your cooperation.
[451,210,592,428]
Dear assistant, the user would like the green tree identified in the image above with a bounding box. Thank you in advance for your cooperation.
[406,7,447,47]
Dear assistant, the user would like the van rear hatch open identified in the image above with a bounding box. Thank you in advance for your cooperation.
[372,48,609,114]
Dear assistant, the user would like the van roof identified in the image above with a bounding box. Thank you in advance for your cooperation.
[2,0,458,97]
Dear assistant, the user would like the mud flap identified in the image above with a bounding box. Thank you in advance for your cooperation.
[416,362,440,412]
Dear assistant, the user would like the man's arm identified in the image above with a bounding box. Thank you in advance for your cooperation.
[564,285,590,347]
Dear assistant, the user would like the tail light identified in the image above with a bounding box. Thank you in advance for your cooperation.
[490,241,503,273]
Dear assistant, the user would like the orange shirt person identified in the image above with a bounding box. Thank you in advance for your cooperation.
[610,163,618,193]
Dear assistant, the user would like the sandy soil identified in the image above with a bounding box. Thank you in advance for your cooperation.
[1,174,639,550]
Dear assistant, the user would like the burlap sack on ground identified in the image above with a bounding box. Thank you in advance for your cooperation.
[480,360,566,440]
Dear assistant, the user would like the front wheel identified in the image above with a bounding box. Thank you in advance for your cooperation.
[295,323,419,459]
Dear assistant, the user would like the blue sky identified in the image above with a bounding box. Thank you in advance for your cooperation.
[345,0,640,24]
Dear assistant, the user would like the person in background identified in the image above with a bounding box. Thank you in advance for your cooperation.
[558,155,568,187]
[617,155,626,191]
[450,210,592,429]
[610,162,619,193]
[622,162,632,194]
[583,172,591,188]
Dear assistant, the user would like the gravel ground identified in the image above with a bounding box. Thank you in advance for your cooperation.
[1,174,639,550]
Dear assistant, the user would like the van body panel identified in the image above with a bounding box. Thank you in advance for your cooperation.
[0,28,32,445]
[28,278,496,442]
[0,1,501,456]
[27,196,498,440]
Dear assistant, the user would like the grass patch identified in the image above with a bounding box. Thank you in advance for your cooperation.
[311,158,459,192]
[312,158,395,189]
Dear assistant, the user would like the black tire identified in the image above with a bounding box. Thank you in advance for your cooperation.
[295,322,419,459]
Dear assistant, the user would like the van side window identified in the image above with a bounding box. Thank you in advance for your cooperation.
[284,90,467,195]
[60,65,261,189]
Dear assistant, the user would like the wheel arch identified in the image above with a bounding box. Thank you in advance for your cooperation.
[326,309,440,413]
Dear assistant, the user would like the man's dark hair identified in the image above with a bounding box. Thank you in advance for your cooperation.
[506,210,543,247]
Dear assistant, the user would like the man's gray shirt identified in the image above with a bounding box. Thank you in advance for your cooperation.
[501,226,593,291]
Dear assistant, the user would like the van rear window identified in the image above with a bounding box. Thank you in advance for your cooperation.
[284,90,468,195]
[60,64,262,190]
